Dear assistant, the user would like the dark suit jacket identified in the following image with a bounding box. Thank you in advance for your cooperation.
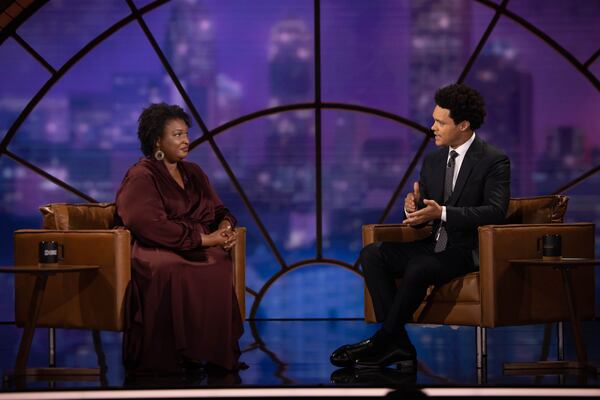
[417,136,511,251]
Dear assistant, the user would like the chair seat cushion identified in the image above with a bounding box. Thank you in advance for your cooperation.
[426,271,480,303]
[395,272,480,304]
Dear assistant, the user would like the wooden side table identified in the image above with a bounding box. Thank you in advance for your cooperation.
[0,264,100,377]
[503,258,599,374]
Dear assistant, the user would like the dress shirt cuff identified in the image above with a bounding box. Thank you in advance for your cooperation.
[441,206,447,222]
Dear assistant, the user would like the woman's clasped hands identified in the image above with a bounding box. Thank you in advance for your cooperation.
[220,226,237,251]
[201,225,237,250]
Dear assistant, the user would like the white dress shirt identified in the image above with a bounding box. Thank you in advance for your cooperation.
[441,132,476,222]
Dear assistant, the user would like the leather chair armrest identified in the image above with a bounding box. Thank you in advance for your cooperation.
[13,229,131,331]
[231,227,246,320]
[362,224,432,246]
[478,222,595,327]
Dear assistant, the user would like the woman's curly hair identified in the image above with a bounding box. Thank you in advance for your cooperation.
[434,84,486,130]
[137,103,191,156]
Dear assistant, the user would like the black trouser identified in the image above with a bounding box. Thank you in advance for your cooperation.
[360,238,476,334]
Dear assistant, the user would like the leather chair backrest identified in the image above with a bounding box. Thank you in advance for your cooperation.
[505,195,568,224]
[43,196,567,230]
[40,202,116,230]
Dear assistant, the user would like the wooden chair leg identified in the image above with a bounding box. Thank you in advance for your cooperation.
[48,328,56,367]
[15,275,49,372]
[540,323,553,361]
[557,321,564,361]
[92,331,107,374]
[476,326,487,369]
[476,326,488,384]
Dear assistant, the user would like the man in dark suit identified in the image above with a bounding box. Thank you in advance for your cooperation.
[331,83,510,370]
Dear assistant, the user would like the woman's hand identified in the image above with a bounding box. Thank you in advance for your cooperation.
[218,220,233,231]
[218,221,236,249]
[201,227,237,249]
[222,228,237,251]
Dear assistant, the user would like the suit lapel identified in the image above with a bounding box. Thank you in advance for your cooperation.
[446,137,484,206]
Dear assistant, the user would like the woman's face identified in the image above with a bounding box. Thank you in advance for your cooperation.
[156,118,190,163]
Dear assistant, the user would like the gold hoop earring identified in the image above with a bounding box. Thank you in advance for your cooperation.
[154,149,165,161]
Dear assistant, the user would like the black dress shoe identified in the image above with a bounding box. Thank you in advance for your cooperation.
[331,367,417,385]
[330,338,374,367]
[354,340,417,371]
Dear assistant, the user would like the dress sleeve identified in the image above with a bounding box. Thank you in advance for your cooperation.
[116,172,203,250]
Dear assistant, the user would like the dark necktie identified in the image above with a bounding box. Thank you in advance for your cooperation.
[434,150,459,253]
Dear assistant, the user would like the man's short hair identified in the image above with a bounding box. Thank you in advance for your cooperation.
[434,84,486,130]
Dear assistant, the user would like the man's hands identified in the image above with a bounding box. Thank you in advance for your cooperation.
[404,181,420,213]
[201,225,237,250]
[403,181,442,226]
[403,199,442,226]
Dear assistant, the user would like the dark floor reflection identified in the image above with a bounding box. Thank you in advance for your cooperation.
[2,319,600,390]
[122,369,242,388]
[330,367,417,385]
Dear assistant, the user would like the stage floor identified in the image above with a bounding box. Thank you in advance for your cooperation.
[1,319,599,393]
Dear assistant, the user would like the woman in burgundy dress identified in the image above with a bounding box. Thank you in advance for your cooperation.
[116,103,243,373]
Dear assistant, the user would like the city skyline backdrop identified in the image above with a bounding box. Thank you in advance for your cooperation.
[0,0,599,320]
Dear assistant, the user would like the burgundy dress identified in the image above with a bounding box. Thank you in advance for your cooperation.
[115,157,243,373]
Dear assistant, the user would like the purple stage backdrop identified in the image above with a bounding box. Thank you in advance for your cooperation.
[1,0,599,322]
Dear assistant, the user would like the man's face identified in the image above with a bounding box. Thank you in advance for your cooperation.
[430,105,469,148]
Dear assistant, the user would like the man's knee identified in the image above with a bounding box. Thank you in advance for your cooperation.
[402,256,439,287]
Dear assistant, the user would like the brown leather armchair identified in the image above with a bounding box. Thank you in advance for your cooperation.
[363,195,595,370]
[13,202,246,370]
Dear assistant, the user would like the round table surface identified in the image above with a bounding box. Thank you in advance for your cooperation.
[0,265,100,274]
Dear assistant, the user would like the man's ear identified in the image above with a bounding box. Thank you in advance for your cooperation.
[459,120,471,131]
